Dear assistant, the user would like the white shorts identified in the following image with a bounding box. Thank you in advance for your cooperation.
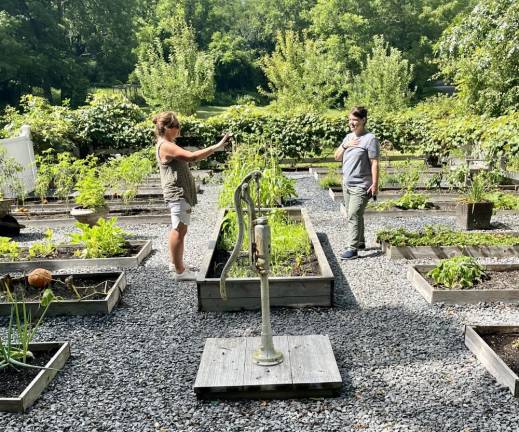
[168,199,192,228]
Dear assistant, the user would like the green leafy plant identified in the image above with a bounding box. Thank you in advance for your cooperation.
[69,217,127,258]
[427,256,487,289]
[74,169,106,210]
[371,191,429,211]
[376,225,519,247]
[218,142,296,208]
[460,173,489,204]
[100,150,154,206]
[486,191,519,210]
[218,209,312,277]
[319,169,342,189]
[0,237,20,260]
[28,229,57,259]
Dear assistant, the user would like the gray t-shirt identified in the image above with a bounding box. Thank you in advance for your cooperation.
[341,131,380,190]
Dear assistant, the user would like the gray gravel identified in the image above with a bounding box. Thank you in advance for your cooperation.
[1,173,519,431]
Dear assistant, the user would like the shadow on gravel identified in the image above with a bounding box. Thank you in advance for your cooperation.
[13,231,45,241]
[317,232,359,310]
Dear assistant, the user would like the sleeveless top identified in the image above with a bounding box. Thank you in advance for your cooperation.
[156,141,198,206]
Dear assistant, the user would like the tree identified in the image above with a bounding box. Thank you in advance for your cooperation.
[308,0,473,93]
[347,36,414,113]
[436,0,519,115]
[0,0,139,106]
[259,31,348,112]
[134,10,215,114]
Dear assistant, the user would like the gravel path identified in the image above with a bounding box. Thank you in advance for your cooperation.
[1,173,519,432]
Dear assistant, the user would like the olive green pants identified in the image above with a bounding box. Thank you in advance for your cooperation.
[343,185,369,251]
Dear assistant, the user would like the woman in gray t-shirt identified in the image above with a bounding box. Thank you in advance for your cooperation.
[334,106,380,260]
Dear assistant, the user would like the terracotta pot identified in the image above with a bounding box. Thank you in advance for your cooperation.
[456,202,494,230]
[70,205,109,226]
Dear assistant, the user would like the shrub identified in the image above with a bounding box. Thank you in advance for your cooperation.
[1,95,76,153]
[73,94,152,155]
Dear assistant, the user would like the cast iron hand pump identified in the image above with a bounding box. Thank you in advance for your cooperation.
[219,171,283,366]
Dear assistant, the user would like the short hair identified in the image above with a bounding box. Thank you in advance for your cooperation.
[152,112,180,138]
[349,106,368,120]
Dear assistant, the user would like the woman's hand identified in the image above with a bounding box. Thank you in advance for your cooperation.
[216,132,232,150]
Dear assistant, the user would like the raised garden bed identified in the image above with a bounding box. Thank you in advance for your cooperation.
[465,325,519,397]
[196,208,334,312]
[0,342,70,412]
[377,228,519,260]
[0,240,152,272]
[407,264,519,304]
[0,271,127,316]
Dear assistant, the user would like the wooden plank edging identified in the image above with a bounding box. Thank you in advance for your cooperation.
[0,342,70,412]
[464,325,519,396]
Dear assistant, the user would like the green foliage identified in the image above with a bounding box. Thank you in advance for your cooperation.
[218,209,312,277]
[0,146,23,200]
[99,149,154,205]
[218,142,296,208]
[135,8,214,114]
[376,225,519,247]
[460,173,489,204]
[427,256,487,289]
[28,229,57,259]
[371,192,429,211]
[2,95,76,153]
[74,169,106,210]
[319,169,342,189]
[259,31,348,112]
[0,237,20,261]
[74,94,151,154]
[486,192,519,210]
[347,35,414,112]
[436,0,519,115]
[69,217,127,258]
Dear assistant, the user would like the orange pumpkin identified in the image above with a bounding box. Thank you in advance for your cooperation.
[27,268,52,289]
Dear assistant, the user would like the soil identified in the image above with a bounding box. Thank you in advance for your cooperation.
[209,248,320,278]
[0,349,55,398]
[481,333,519,376]
[0,274,118,302]
[0,243,141,262]
[423,269,519,291]
[13,204,169,220]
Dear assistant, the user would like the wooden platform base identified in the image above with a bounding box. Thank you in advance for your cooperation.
[194,335,342,399]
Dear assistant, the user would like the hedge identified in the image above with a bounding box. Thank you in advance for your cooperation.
[2,95,519,162]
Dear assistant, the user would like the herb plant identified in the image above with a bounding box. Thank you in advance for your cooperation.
[376,225,519,247]
[371,191,429,211]
[69,217,127,258]
[319,169,342,189]
[427,256,487,289]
